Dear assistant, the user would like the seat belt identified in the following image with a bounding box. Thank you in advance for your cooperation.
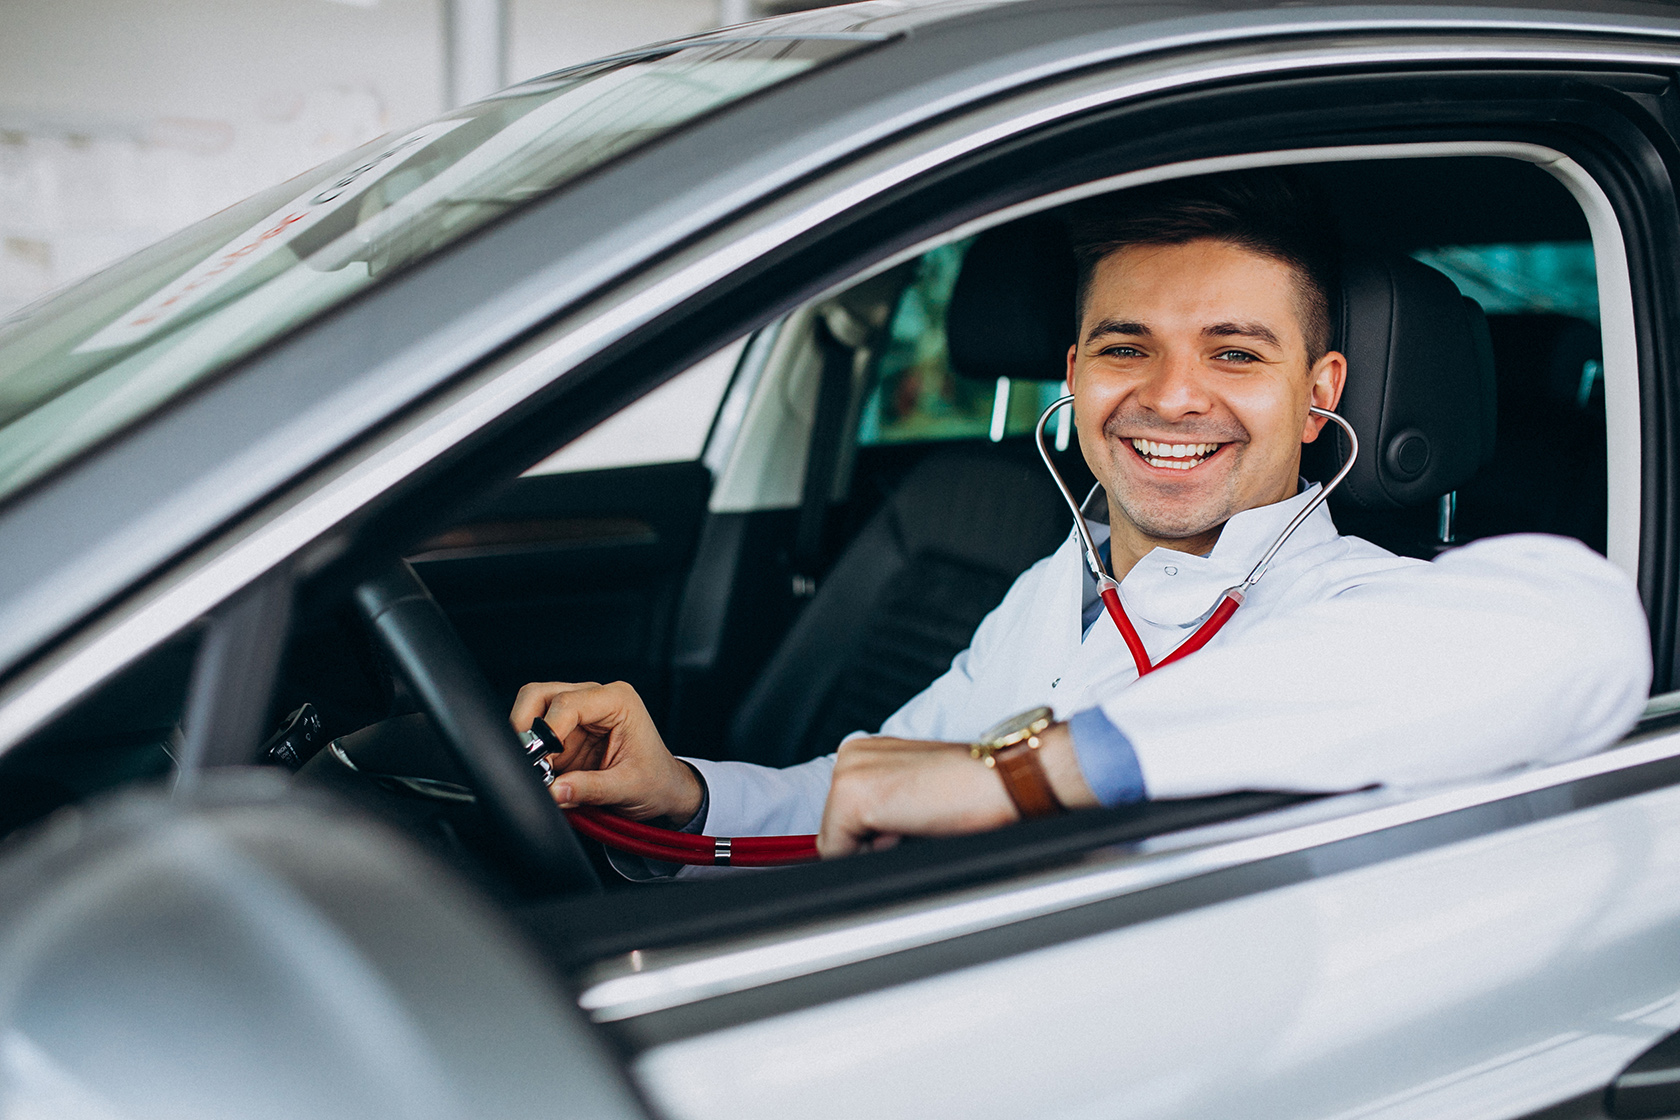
[791,312,859,597]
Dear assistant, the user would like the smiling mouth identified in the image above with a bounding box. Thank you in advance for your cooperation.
[1129,438,1225,471]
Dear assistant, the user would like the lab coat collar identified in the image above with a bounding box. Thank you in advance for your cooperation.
[1081,482,1338,629]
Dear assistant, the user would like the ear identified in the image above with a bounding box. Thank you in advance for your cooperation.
[1064,344,1078,396]
[1300,350,1348,443]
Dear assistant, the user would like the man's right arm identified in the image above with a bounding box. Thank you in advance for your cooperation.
[510,545,1067,835]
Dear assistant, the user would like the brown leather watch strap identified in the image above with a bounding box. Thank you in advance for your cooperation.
[993,737,1066,819]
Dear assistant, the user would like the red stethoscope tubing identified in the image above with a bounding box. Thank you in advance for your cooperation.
[1101,584,1244,677]
[563,806,818,866]
[1041,395,1357,680]
[540,398,1358,868]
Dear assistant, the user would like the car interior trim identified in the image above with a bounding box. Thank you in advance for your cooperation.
[0,35,1663,759]
[1639,689,1680,726]
[579,723,1680,1026]
[708,307,825,513]
[699,326,779,482]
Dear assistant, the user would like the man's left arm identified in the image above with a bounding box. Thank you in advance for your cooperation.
[816,725,1098,857]
[819,535,1651,854]
[1097,534,1651,799]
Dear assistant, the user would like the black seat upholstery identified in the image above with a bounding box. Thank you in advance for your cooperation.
[1311,254,1497,508]
[727,215,1499,766]
[724,450,1075,767]
[1455,313,1606,551]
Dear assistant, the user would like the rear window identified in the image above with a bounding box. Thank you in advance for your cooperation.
[1410,241,1598,321]
[857,238,1066,448]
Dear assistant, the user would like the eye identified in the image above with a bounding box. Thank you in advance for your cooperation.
[1213,348,1260,363]
[1098,344,1145,359]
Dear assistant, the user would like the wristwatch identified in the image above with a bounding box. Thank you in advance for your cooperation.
[970,706,1066,819]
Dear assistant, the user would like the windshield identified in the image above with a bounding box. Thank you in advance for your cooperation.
[0,34,873,506]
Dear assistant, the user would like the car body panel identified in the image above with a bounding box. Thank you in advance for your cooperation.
[633,727,1680,1120]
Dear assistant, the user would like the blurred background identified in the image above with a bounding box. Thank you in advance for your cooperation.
[0,0,837,318]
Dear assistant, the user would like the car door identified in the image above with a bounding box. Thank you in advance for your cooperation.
[505,26,1680,1120]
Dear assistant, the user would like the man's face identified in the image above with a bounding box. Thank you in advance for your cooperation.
[1066,238,1346,547]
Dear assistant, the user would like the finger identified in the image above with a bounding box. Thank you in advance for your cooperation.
[547,767,621,810]
[511,681,581,730]
[510,681,603,730]
[816,790,868,859]
[540,684,636,739]
[817,820,863,859]
[510,682,557,731]
[558,721,593,758]
[548,738,607,775]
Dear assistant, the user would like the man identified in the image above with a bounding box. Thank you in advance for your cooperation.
[510,172,1651,866]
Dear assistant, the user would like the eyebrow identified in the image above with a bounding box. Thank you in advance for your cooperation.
[1205,321,1282,348]
[1083,319,1149,344]
[1083,319,1284,349]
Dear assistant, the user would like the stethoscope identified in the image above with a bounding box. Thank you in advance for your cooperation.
[1034,394,1360,678]
[516,396,1360,866]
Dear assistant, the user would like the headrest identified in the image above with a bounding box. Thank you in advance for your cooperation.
[943,215,1497,511]
[1318,254,1498,509]
[946,217,1077,382]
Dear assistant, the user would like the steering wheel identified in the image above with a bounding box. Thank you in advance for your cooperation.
[354,561,601,895]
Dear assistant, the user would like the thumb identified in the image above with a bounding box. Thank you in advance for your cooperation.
[548,767,619,810]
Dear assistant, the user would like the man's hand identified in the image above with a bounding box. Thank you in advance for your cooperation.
[510,681,702,824]
[817,723,1098,858]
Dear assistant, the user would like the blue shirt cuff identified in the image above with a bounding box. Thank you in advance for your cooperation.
[1068,707,1147,807]
[604,761,709,881]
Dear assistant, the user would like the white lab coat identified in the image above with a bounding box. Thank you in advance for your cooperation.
[685,484,1652,839]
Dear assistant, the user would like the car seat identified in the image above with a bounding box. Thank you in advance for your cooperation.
[726,217,1498,768]
[1455,312,1606,552]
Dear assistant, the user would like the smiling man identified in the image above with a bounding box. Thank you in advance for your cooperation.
[511,171,1651,869]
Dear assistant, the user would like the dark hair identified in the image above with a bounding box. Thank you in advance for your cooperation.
[1069,169,1339,362]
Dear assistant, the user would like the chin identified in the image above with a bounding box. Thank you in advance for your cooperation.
[1118,500,1231,542]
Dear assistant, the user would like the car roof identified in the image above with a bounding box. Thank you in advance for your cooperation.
[665,0,1680,40]
[1,0,1677,741]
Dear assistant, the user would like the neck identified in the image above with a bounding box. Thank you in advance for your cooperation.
[1104,501,1223,581]
[1102,467,1304,581]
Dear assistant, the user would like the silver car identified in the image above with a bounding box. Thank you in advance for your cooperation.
[0,1,1677,1117]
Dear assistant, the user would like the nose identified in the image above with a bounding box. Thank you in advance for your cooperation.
[1133,349,1212,422]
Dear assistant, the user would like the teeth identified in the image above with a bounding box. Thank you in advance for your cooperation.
[1130,438,1220,466]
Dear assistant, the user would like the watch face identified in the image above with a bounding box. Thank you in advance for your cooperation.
[976,705,1054,746]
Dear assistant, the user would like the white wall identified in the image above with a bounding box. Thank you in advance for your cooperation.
[0,0,717,316]
[510,0,716,83]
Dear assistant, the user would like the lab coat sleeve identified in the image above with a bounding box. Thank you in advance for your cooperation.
[874,550,1064,742]
[1096,534,1652,796]
[683,754,836,837]
[677,547,1067,837]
